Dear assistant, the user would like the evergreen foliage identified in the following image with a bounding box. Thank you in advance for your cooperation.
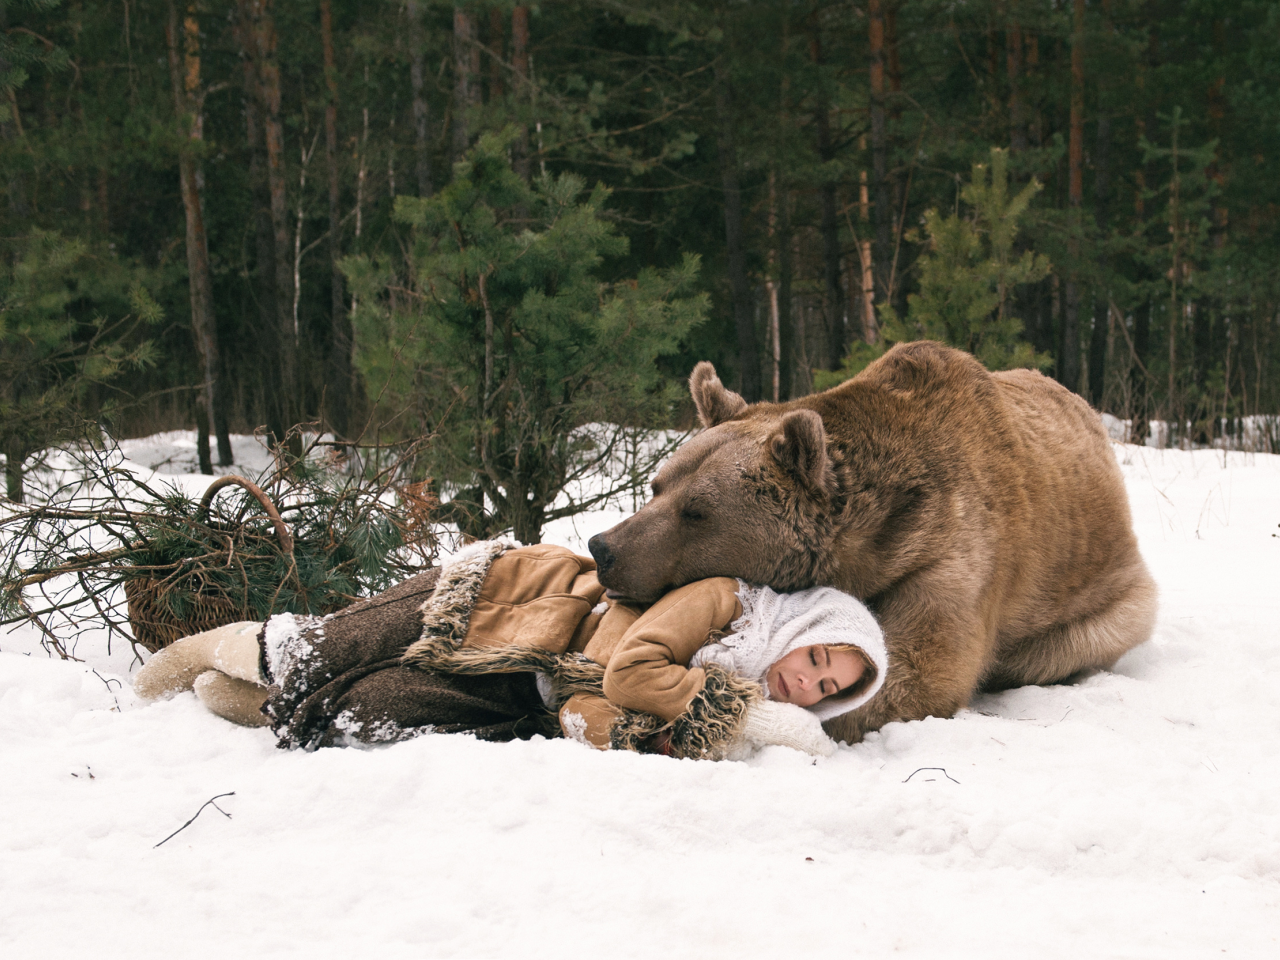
[0,0,1275,463]
[345,133,707,543]
[0,230,160,501]
[817,149,1050,387]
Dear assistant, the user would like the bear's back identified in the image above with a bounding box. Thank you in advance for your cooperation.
[830,342,1140,626]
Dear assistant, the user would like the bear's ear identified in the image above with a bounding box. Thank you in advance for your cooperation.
[690,361,748,428]
[770,409,834,498]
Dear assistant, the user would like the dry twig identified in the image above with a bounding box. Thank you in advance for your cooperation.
[153,792,235,848]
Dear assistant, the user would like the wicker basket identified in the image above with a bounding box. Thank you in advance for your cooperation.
[124,475,294,653]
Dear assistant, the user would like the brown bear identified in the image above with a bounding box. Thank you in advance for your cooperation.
[588,340,1157,744]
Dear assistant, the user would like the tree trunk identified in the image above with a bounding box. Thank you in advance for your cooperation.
[766,171,782,402]
[1062,291,1081,395]
[407,0,432,198]
[712,60,760,402]
[238,0,297,448]
[236,36,279,439]
[1060,0,1085,394]
[1168,118,1180,425]
[0,9,28,222]
[810,31,844,369]
[1026,29,1042,147]
[247,95,278,436]
[1089,43,1112,407]
[775,19,794,398]
[320,0,356,440]
[868,0,893,313]
[512,6,531,182]
[780,188,798,397]
[259,9,296,422]
[452,7,478,161]
[195,393,211,474]
[4,436,23,503]
[1088,137,1111,406]
[856,135,876,346]
[0,10,25,221]
[166,1,230,470]
[511,498,544,546]
[3,347,25,498]
[886,5,902,101]
[819,179,844,367]
[488,7,504,100]
[1130,298,1151,444]
[1007,15,1027,153]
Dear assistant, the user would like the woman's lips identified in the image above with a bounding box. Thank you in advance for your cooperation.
[777,674,790,699]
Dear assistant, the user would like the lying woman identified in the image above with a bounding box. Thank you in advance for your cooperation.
[134,541,886,759]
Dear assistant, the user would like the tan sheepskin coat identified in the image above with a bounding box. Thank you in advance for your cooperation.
[401,542,758,756]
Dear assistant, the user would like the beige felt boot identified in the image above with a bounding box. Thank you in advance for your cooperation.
[192,671,272,726]
[133,621,265,700]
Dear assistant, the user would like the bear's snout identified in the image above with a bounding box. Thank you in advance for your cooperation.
[587,534,614,577]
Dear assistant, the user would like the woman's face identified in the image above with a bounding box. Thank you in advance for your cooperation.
[766,645,864,708]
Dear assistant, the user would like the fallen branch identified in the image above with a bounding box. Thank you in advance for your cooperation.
[902,767,960,784]
[153,792,235,849]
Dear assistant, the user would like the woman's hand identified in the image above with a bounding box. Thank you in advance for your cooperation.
[735,700,838,757]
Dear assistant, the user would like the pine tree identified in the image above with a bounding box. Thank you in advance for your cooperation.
[344,132,707,543]
[0,231,160,501]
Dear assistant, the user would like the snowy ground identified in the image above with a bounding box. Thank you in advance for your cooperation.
[2,433,1278,959]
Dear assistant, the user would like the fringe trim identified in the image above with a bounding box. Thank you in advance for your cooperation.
[609,710,665,752]
[402,539,514,669]
[609,665,763,759]
[667,665,764,759]
[402,538,611,711]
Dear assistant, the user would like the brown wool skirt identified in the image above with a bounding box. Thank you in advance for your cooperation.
[259,569,555,750]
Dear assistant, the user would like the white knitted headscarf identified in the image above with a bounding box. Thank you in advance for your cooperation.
[688,581,888,722]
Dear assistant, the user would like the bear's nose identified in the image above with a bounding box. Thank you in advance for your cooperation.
[587,534,614,576]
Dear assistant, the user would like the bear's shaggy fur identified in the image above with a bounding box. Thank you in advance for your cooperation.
[589,341,1158,743]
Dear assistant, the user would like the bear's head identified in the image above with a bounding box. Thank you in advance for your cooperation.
[588,362,838,603]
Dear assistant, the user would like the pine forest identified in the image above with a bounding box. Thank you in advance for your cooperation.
[3,0,1279,512]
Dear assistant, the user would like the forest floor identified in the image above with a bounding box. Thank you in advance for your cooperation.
[2,431,1278,959]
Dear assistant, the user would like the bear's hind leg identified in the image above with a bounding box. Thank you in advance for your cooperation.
[982,566,1158,691]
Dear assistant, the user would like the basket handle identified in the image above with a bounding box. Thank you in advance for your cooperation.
[198,475,294,557]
